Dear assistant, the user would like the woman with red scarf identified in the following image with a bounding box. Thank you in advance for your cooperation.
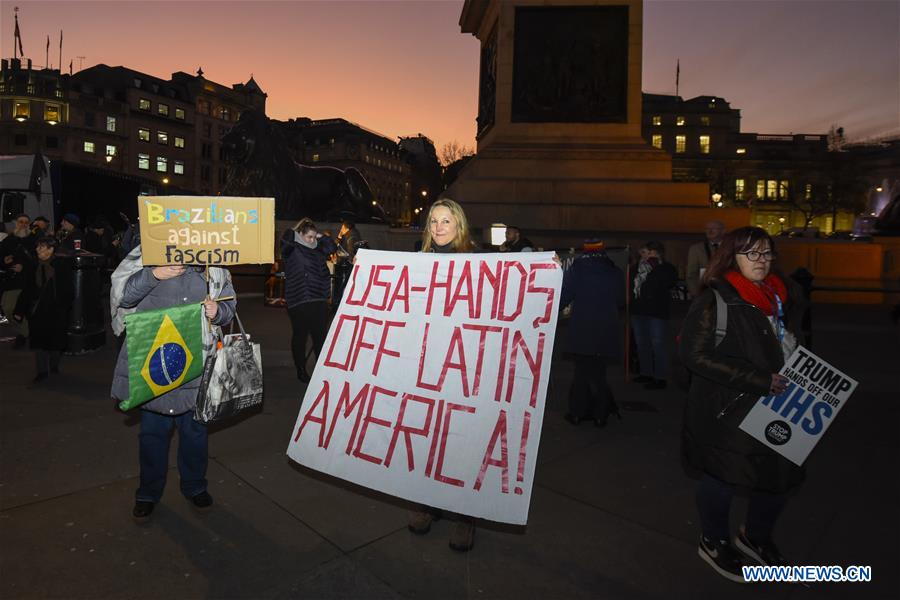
[680,226,801,583]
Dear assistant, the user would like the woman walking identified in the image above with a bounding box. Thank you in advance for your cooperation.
[282,218,337,383]
[680,226,800,582]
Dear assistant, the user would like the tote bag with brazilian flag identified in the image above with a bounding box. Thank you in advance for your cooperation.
[119,303,204,411]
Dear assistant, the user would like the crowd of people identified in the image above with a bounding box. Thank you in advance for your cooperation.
[2,205,808,580]
[0,211,139,379]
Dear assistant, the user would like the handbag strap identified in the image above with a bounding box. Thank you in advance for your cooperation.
[231,311,251,348]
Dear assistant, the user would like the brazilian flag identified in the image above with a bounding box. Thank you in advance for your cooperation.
[120,303,203,411]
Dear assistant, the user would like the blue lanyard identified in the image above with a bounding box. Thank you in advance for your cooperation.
[762,283,785,342]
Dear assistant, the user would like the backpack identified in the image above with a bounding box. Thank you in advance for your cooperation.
[674,288,727,391]
[711,289,727,347]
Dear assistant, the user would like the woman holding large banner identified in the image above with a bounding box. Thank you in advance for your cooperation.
[680,226,800,582]
[281,218,337,383]
[408,198,478,551]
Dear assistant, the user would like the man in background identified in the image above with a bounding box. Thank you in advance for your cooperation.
[499,225,533,252]
[0,214,35,347]
[685,220,725,297]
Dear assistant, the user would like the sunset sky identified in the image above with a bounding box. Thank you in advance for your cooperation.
[3,0,897,152]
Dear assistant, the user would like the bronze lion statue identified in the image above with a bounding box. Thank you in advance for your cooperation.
[222,110,386,223]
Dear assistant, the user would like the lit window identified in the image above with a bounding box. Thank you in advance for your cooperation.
[175,107,185,120]
[174,160,184,175]
[221,107,230,121]
[651,134,662,149]
[158,131,168,145]
[26,83,35,94]
[14,101,30,120]
[767,180,777,199]
[700,116,710,126]
[652,115,661,126]
[83,141,95,153]
[138,154,150,170]
[174,136,185,148]
[736,148,747,154]
[157,156,168,172]
[756,180,765,199]
[735,179,745,201]
[44,104,60,124]
[675,135,686,153]
[139,128,150,142]
[158,103,169,117]
[676,116,685,126]
[139,98,151,111]
[106,145,117,157]
[699,135,710,154]
[55,89,63,99]
[778,180,789,200]
[312,154,320,162]
[106,116,116,132]
[805,183,812,200]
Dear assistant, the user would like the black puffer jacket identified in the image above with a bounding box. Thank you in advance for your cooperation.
[281,229,337,308]
[679,277,804,493]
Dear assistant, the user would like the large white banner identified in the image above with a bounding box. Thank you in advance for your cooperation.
[739,346,857,466]
[286,250,562,525]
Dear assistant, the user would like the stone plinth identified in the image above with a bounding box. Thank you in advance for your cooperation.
[447,0,744,235]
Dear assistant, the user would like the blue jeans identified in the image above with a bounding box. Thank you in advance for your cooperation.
[696,474,787,542]
[136,410,208,503]
[631,315,668,380]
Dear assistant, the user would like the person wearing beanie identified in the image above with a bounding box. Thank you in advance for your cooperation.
[57,213,84,254]
[559,239,625,426]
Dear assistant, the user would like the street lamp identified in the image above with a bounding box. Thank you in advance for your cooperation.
[779,216,786,233]
[711,192,722,208]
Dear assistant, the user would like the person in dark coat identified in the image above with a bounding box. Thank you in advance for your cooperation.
[1,213,36,347]
[680,226,800,582]
[630,240,678,389]
[56,213,84,254]
[13,236,73,381]
[559,240,624,426]
[336,218,363,259]
[281,218,337,383]
[499,226,533,252]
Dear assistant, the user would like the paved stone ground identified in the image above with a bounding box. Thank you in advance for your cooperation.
[1,295,897,599]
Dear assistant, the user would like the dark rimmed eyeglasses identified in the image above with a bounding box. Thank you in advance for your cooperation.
[737,250,777,262]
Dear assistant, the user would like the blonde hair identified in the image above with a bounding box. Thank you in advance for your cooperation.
[420,198,474,253]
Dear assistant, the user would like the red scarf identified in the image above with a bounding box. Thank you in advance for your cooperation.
[724,270,786,316]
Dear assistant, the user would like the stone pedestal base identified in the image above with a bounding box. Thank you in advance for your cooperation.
[444,143,748,234]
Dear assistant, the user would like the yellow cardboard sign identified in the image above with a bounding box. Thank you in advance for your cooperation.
[138,196,275,265]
